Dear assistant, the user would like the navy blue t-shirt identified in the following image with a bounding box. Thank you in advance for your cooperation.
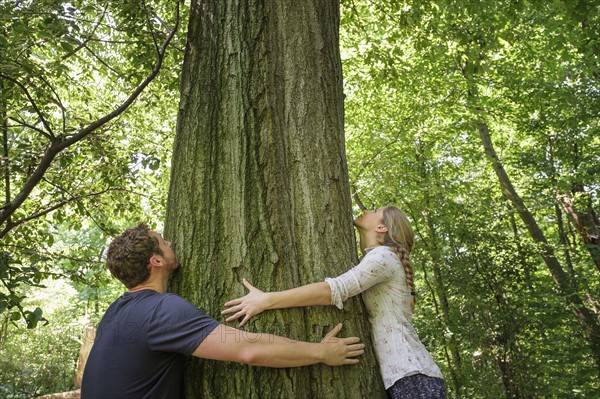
[81,289,220,399]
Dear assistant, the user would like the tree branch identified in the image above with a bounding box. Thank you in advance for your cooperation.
[0,2,181,233]
[0,187,117,240]
[3,243,104,267]
[351,185,367,211]
[0,73,55,138]
[61,5,107,62]
[142,0,161,55]
[33,73,67,135]
[7,117,53,139]
[83,43,123,76]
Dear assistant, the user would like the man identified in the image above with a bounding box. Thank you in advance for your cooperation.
[81,223,364,398]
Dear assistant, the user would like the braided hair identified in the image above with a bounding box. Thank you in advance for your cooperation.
[381,206,416,311]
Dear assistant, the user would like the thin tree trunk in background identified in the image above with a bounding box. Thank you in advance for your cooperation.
[165,1,385,397]
[422,210,463,395]
[557,188,600,273]
[545,138,576,279]
[555,203,576,278]
[508,206,534,292]
[495,333,522,399]
[0,314,8,347]
[475,118,600,373]
[415,142,463,395]
[0,90,13,350]
[488,263,524,399]
[470,240,524,399]
[1,85,9,227]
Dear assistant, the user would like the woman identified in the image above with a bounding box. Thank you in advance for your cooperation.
[222,206,446,399]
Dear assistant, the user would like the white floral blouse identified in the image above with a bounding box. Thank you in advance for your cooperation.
[325,246,443,389]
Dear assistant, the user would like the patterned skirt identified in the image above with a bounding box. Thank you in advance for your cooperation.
[387,373,447,399]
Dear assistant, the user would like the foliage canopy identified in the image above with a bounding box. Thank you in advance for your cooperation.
[1,0,598,397]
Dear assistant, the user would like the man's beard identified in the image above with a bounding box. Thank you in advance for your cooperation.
[166,256,179,271]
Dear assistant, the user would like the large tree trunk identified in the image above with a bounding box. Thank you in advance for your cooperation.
[164,1,386,398]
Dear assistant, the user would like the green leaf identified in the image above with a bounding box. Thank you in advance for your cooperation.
[148,158,160,170]
[60,41,74,53]
[25,307,44,329]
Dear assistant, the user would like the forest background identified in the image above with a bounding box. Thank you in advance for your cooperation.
[1,1,598,398]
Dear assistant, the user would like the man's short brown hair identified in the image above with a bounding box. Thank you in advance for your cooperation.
[106,223,164,288]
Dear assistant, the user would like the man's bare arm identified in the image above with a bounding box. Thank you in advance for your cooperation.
[192,323,364,368]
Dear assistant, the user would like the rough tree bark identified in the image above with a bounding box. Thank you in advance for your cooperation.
[164,1,386,398]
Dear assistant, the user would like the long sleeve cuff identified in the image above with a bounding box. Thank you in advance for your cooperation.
[325,277,345,309]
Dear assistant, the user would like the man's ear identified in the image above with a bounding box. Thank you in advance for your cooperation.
[375,224,388,233]
[149,254,163,268]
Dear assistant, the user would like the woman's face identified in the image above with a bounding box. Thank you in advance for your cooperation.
[353,208,384,231]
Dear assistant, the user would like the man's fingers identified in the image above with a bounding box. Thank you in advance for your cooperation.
[341,336,361,345]
[323,323,342,341]
[347,348,365,357]
[347,343,365,352]
[345,343,364,359]
[344,358,360,365]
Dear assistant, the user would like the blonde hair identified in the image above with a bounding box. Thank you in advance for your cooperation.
[381,206,416,310]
